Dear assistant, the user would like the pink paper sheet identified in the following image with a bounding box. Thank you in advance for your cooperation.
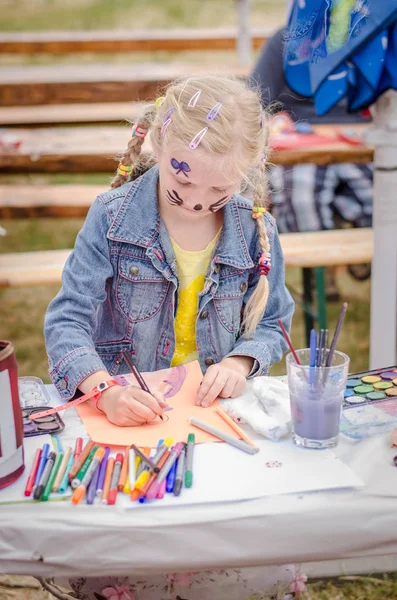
[77,361,233,447]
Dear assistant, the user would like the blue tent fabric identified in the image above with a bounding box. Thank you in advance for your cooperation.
[283,1,397,116]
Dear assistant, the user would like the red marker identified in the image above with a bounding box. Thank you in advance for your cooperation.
[107,453,123,506]
[24,448,42,497]
[74,437,83,461]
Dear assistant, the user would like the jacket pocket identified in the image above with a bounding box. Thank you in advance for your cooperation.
[95,340,133,375]
[116,255,170,323]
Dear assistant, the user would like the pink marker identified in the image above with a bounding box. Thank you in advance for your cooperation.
[146,443,184,501]
[157,478,167,499]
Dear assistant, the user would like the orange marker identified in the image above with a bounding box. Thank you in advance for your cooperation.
[130,488,140,501]
[118,446,129,491]
[215,406,258,450]
[68,440,95,481]
[101,457,114,504]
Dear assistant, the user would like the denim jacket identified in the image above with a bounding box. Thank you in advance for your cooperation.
[45,166,294,400]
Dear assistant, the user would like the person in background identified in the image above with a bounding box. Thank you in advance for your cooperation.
[251,27,373,296]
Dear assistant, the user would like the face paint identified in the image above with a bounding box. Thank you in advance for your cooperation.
[166,189,184,206]
[171,158,191,178]
[193,204,203,211]
[209,195,229,213]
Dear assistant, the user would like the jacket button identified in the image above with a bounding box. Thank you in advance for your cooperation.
[115,358,121,365]
[59,379,67,390]
[214,264,221,274]
[200,310,209,320]
[129,266,139,276]
[205,357,215,366]
[240,281,247,293]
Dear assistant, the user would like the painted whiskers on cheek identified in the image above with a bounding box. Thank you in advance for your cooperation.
[209,195,229,213]
[166,189,185,206]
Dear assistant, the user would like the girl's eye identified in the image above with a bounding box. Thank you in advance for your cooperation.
[177,181,191,188]
[213,188,227,194]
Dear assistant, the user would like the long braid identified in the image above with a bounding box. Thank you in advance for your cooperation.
[241,160,271,338]
[111,104,157,189]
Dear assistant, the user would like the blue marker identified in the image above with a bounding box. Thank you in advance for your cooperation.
[309,329,317,386]
[34,443,50,488]
[58,452,74,495]
[166,458,177,493]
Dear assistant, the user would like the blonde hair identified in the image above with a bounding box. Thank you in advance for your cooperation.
[111,74,271,338]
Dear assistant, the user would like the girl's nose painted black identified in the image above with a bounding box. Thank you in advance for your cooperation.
[193,204,203,211]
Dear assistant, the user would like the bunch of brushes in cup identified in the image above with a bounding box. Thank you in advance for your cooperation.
[278,302,348,377]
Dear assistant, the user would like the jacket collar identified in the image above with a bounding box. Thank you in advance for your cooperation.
[108,165,254,269]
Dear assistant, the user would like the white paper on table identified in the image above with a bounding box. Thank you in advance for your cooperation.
[0,435,72,505]
[122,438,364,509]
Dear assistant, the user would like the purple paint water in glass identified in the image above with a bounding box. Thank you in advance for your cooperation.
[287,349,349,449]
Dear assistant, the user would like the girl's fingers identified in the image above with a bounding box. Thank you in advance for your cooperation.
[196,367,219,405]
[201,374,228,407]
[125,386,164,416]
[218,376,239,399]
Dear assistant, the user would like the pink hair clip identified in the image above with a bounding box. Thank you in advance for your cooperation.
[161,118,172,137]
[189,127,208,150]
[206,102,222,121]
[188,90,201,108]
[131,124,147,139]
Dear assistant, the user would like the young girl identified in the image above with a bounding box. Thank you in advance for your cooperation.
[44,74,298,600]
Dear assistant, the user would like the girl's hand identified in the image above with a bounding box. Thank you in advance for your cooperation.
[196,356,254,407]
[97,384,166,427]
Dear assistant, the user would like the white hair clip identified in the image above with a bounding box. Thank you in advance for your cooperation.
[189,127,208,150]
[161,118,173,137]
[206,102,222,121]
[188,90,202,108]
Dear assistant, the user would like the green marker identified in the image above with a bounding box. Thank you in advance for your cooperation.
[184,433,195,488]
[71,446,98,489]
[41,452,63,501]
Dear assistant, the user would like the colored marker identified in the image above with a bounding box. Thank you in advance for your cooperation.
[96,446,110,497]
[52,435,63,454]
[52,447,72,492]
[58,452,74,495]
[189,417,257,455]
[68,440,95,481]
[166,457,177,493]
[146,443,184,501]
[132,445,159,474]
[74,437,83,461]
[86,463,100,505]
[185,433,195,488]
[173,444,186,496]
[107,453,123,505]
[138,450,171,502]
[118,446,129,491]
[128,447,136,491]
[42,452,64,501]
[309,329,317,385]
[215,406,258,450]
[24,448,42,497]
[123,476,131,495]
[34,451,56,500]
[72,447,105,505]
[71,446,98,489]
[102,457,115,504]
[34,443,50,488]
[157,478,167,499]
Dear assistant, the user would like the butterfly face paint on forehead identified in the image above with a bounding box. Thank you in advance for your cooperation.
[171,157,191,178]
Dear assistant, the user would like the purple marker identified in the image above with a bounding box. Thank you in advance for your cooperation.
[86,463,100,505]
[95,446,110,497]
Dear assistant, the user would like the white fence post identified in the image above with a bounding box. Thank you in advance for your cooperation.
[365,90,397,368]
[236,0,252,66]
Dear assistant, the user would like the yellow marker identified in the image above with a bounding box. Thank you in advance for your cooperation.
[123,475,131,495]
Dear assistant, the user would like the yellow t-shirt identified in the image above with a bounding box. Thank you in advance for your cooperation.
[171,230,221,367]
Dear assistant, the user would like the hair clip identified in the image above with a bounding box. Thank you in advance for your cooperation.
[188,90,202,108]
[117,163,133,177]
[161,118,173,137]
[155,96,165,110]
[131,124,147,139]
[206,102,222,121]
[258,251,271,276]
[262,153,268,162]
[189,127,208,150]
[163,107,176,123]
[252,206,267,219]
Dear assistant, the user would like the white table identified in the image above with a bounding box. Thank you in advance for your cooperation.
[1,385,397,579]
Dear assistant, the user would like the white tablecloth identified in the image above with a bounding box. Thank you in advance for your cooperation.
[1,385,397,578]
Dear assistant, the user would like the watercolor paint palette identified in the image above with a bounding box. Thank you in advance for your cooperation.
[22,405,65,438]
[343,365,397,406]
[18,376,51,408]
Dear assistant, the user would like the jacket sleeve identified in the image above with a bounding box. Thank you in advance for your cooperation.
[44,195,114,400]
[225,218,294,376]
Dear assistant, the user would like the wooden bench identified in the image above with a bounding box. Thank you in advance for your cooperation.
[0,28,272,55]
[0,126,374,174]
[0,62,247,107]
